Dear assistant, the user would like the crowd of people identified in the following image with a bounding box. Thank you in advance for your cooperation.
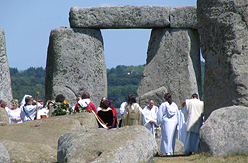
[0,91,204,156]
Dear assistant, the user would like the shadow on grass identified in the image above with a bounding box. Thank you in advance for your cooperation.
[155,153,189,157]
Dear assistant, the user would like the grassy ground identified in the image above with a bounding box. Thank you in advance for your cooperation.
[154,153,248,163]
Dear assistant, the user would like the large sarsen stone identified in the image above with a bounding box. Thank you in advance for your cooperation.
[57,125,157,163]
[0,113,98,162]
[0,28,13,107]
[197,0,248,120]
[170,6,198,29]
[137,28,201,107]
[199,106,248,157]
[69,5,171,29]
[45,27,107,106]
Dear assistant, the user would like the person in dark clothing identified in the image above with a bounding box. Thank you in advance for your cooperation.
[97,100,113,128]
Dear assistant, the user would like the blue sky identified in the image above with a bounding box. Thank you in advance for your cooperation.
[0,0,196,70]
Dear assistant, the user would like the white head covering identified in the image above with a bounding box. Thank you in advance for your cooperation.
[20,94,32,108]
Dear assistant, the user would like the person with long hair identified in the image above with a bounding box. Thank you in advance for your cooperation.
[122,94,143,126]
[97,99,113,128]
[157,93,179,155]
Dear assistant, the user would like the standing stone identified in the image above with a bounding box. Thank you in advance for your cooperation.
[0,28,13,107]
[137,28,201,107]
[69,5,171,29]
[0,107,9,126]
[45,27,107,106]
[197,0,248,120]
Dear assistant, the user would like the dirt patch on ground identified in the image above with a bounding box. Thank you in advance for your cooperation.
[154,153,248,163]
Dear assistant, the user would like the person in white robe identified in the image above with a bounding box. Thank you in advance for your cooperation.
[8,99,22,124]
[157,93,179,155]
[182,93,204,155]
[177,102,187,145]
[20,96,43,122]
[118,101,127,127]
[142,100,158,138]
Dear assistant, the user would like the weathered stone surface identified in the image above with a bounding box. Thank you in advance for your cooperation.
[0,107,9,126]
[57,125,157,163]
[137,28,201,107]
[69,5,171,29]
[197,0,248,119]
[170,6,198,29]
[199,106,248,157]
[0,141,10,163]
[45,27,107,106]
[138,86,167,108]
[0,28,13,107]
[0,113,98,162]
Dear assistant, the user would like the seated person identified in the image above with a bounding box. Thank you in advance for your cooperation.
[97,100,113,128]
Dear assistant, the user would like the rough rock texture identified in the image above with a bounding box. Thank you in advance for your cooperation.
[197,0,248,120]
[0,113,98,162]
[57,125,157,163]
[0,141,10,163]
[0,28,13,107]
[138,86,167,108]
[170,6,198,29]
[69,5,171,29]
[0,107,9,126]
[45,27,107,106]
[137,28,201,107]
[199,106,248,157]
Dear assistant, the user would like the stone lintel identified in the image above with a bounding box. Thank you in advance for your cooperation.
[69,5,171,29]
[170,6,198,29]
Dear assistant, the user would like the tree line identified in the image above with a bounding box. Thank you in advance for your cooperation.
[10,65,145,108]
[10,62,204,108]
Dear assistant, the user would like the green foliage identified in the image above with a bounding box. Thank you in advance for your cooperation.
[10,67,45,102]
[52,103,70,116]
[107,65,145,107]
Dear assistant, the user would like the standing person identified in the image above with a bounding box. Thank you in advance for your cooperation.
[20,96,43,122]
[122,94,143,126]
[118,101,127,127]
[177,101,187,145]
[142,99,158,138]
[97,97,107,113]
[74,92,97,114]
[157,93,179,155]
[1,100,9,113]
[97,100,113,128]
[8,99,22,124]
[108,100,117,128]
[183,93,204,155]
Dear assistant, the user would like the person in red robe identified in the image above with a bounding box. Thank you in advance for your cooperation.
[108,100,117,128]
[74,92,97,114]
